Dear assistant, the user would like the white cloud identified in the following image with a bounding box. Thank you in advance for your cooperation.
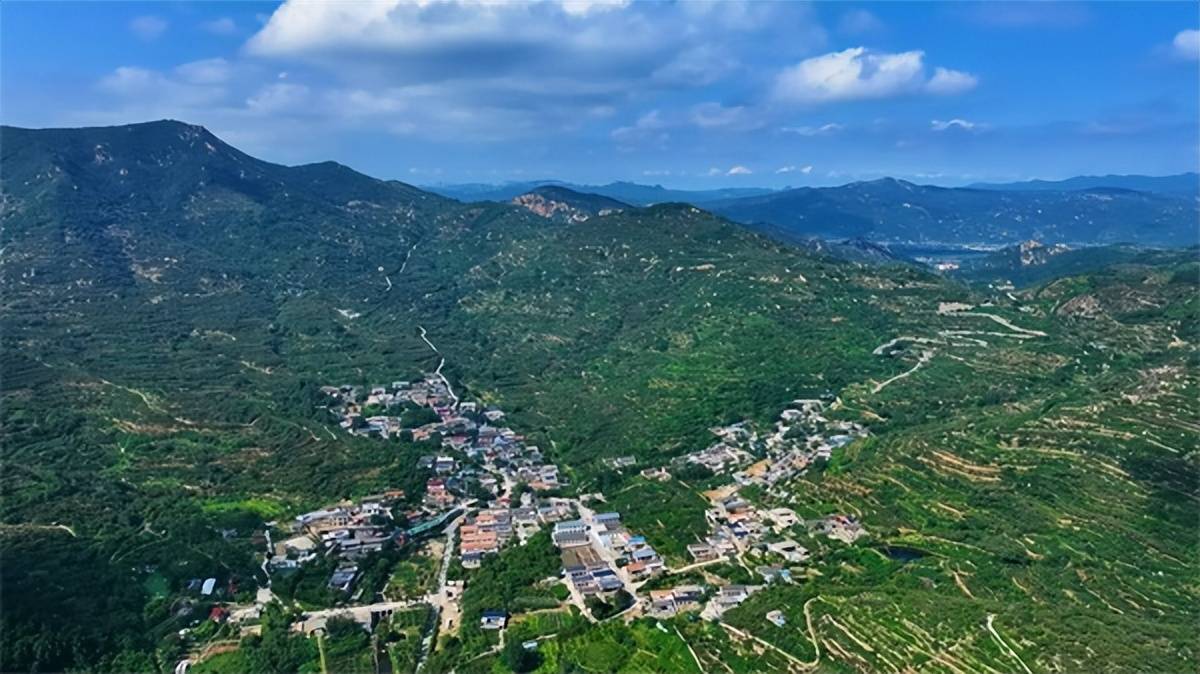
[931,118,980,132]
[202,17,238,36]
[652,45,738,86]
[98,65,227,108]
[1173,29,1200,60]
[560,0,630,17]
[726,165,752,176]
[773,47,976,104]
[781,122,844,136]
[129,15,168,41]
[926,67,978,95]
[611,110,669,148]
[246,83,311,114]
[690,102,760,130]
[800,165,813,174]
[174,58,233,85]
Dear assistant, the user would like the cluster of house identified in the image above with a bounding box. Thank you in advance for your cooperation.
[682,441,753,474]
[458,503,557,568]
[266,491,407,593]
[321,376,459,439]
[699,584,763,619]
[604,456,638,470]
[733,401,868,489]
[646,585,704,617]
[815,514,867,544]
[602,455,671,482]
[553,511,664,599]
[322,372,572,569]
[273,491,406,568]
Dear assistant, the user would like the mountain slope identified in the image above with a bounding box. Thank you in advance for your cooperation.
[708,178,1197,246]
[510,185,628,221]
[952,241,1195,287]
[2,122,1196,674]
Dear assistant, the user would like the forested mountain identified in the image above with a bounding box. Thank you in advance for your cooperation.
[708,178,1197,246]
[969,172,1199,197]
[2,121,1196,674]
[952,241,1196,287]
[425,179,775,205]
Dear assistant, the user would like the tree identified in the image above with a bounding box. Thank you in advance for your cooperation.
[502,638,541,673]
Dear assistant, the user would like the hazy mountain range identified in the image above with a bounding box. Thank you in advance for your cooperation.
[432,174,1198,247]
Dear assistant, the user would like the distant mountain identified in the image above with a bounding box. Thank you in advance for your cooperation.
[425,179,775,205]
[510,185,628,222]
[708,178,1197,246]
[969,173,1199,197]
[951,240,1190,287]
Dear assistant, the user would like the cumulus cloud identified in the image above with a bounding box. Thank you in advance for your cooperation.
[776,165,813,174]
[726,165,753,175]
[129,15,167,41]
[926,67,978,95]
[773,47,977,104]
[201,17,238,36]
[235,0,825,142]
[1173,29,1200,60]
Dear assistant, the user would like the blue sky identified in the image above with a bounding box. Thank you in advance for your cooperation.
[3,1,1197,188]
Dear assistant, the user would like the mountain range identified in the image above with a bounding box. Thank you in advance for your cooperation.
[431,175,1198,247]
[424,180,775,205]
[969,172,1199,196]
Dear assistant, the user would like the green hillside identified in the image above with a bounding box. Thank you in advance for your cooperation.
[1,122,1196,673]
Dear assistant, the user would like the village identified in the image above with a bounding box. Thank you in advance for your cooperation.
[182,372,874,672]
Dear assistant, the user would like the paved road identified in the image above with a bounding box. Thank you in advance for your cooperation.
[295,600,424,634]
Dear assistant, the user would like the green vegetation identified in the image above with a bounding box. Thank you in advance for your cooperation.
[2,122,1196,673]
[602,481,709,562]
[454,530,561,656]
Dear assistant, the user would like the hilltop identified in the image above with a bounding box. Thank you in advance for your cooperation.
[510,185,628,222]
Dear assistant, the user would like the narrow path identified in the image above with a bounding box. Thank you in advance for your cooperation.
[954,312,1047,337]
[873,350,934,393]
[719,621,818,671]
[418,326,460,406]
[317,631,329,674]
[801,597,823,669]
[398,242,419,275]
[986,614,1032,674]
[675,627,704,672]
